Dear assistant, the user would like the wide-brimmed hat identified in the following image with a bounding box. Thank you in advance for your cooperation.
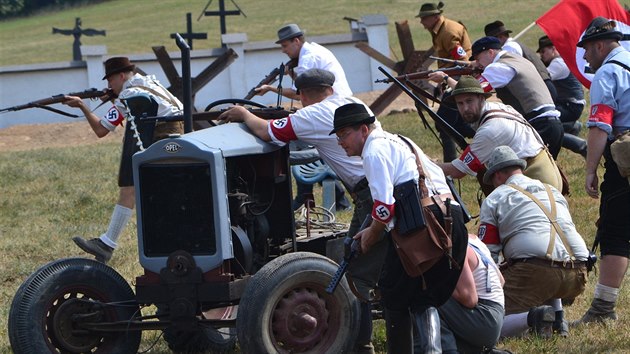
[295,69,335,93]
[329,103,375,135]
[483,145,527,184]
[577,17,624,47]
[536,35,554,53]
[102,57,135,80]
[276,24,304,43]
[444,76,492,103]
[471,36,502,60]
[415,1,444,18]
[484,20,512,38]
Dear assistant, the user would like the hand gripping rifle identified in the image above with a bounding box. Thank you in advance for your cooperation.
[326,215,372,294]
[243,58,298,100]
[1,88,115,118]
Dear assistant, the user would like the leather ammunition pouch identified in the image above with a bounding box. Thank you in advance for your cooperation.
[393,179,426,235]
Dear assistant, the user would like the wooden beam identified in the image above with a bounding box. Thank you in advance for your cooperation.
[355,42,397,71]
[191,48,238,93]
[395,21,415,61]
[152,46,182,89]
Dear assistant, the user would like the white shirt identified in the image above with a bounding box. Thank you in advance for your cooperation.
[267,94,375,189]
[100,74,182,131]
[546,56,571,81]
[502,38,523,57]
[479,174,589,262]
[295,42,353,97]
[469,237,504,307]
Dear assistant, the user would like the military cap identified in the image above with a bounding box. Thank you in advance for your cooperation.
[102,57,135,80]
[483,145,527,185]
[415,1,444,18]
[484,20,512,38]
[471,36,502,60]
[577,17,624,47]
[329,103,375,135]
[294,69,335,93]
[444,76,492,103]
[276,24,304,43]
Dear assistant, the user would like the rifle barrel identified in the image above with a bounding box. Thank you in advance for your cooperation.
[375,66,481,83]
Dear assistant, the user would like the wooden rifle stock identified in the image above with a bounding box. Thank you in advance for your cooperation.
[1,88,114,113]
[243,58,298,100]
[375,65,482,83]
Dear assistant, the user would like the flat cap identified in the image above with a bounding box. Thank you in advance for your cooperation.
[471,36,502,60]
[295,69,335,91]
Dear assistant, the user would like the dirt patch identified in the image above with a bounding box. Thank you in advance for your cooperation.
[0,90,416,152]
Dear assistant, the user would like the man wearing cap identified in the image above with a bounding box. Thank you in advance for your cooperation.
[332,102,468,353]
[479,145,589,338]
[484,20,558,102]
[437,76,563,193]
[467,36,564,159]
[63,57,183,263]
[220,68,383,353]
[416,1,474,163]
[537,35,588,157]
[255,23,352,101]
[572,17,630,326]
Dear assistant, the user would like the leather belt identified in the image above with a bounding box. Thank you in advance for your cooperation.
[509,257,586,269]
[525,106,555,121]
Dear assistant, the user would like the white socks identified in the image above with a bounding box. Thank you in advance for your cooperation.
[99,204,133,249]
[594,283,619,303]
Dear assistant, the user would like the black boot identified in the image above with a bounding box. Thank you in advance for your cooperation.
[561,133,587,157]
[413,307,442,354]
[353,302,375,354]
[384,308,413,354]
[527,305,554,338]
[553,310,569,337]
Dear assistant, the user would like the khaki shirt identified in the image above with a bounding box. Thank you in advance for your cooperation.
[429,16,472,68]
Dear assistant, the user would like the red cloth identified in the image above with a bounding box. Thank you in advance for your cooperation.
[536,0,630,88]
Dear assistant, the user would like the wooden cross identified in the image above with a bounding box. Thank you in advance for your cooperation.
[52,17,106,62]
[204,0,243,47]
[170,13,207,50]
[356,20,435,116]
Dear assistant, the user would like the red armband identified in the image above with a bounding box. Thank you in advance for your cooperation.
[269,117,297,142]
[478,75,493,93]
[451,44,467,60]
[459,146,484,173]
[588,104,614,126]
[478,223,499,245]
[104,106,124,127]
[372,200,394,224]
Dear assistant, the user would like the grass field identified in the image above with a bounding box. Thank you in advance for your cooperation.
[1,0,629,353]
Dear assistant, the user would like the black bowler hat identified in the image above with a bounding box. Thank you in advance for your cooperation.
[536,35,554,53]
[102,57,135,80]
[577,17,624,47]
[484,20,512,38]
[295,69,335,92]
[330,103,375,135]
[276,24,304,43]
[415,1,444,18]
[471,36,502,60]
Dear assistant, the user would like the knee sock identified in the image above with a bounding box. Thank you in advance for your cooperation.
[501,312,529,338]
[99,204,133,249]
[594,283,619,303]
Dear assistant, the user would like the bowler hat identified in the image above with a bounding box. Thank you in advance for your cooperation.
[577,17,624,47]
[276,24,304,44]
[295,69,335,92]
[471,36,502,60]
[329,103,375,135]
[536,35,554,53]
[444,76,492,103]
[483,145,527,185]
[484,20,512,38]
[102,57,135,80]
[415,1,444,18]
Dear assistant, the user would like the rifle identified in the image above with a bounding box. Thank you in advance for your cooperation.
[429,56,473,67]
[0,88,115,118]
[326,215,372,294]
[375,65,482,83]
[243,58,298,100]
[140,106,294,123]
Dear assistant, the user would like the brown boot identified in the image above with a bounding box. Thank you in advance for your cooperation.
[571,298,617,326]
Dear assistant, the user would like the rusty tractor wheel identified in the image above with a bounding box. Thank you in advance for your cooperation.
[8,258,141,354]
[237,252,360,353]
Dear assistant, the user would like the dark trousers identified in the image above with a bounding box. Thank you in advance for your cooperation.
[530,116,564,159]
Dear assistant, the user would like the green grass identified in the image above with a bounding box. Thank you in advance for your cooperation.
[1,113,629,353]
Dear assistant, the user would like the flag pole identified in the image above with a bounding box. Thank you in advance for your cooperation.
[513,21,537,40]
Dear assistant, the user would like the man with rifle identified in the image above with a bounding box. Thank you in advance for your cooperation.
[416,1,473,162]
[437,76,563,193]
[220,69,384,354]
[62,57,183,264]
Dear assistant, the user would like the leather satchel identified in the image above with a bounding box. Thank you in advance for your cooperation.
[393,136,456,280]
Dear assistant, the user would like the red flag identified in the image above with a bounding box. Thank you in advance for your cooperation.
[536,0,630,88]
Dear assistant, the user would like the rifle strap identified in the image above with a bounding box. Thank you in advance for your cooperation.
[35,104,80,118]
[130,83,183,111]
